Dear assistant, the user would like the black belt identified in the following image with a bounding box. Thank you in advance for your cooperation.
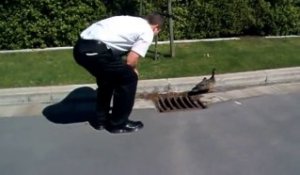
[76,38,113,56]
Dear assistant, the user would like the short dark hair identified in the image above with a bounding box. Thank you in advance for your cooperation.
[145,12,164,29]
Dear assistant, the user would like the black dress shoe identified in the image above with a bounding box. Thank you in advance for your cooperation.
[106,120,144,134]
[88,117,106,130]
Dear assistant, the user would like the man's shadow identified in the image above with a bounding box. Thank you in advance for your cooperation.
[42,87,97,124]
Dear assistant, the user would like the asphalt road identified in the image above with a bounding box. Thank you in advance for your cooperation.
[0,93,300,175]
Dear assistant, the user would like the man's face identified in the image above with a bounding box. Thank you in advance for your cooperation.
[153,25,161,36]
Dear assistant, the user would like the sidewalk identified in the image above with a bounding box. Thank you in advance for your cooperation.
[0,67,300,117]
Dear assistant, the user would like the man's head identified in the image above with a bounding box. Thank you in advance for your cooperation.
[145,13,164,35]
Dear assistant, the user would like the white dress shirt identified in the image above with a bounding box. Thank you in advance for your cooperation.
[80,16,154,57]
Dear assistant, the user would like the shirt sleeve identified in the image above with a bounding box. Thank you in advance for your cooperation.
[131,31,154,57]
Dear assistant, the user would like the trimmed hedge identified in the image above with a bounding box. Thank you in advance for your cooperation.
[0,0,106,49]
[1,0,300,49]
[152,0,300,39]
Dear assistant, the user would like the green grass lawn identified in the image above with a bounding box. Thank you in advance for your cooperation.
[141,37,300,79]
[1,37,300,88]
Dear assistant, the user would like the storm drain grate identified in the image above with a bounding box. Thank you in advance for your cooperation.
[141,68,216,113]
[151,93,207,113]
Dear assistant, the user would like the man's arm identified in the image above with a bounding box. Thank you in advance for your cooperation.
[126,50,140,75]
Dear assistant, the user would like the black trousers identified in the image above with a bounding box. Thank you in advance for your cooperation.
[73,38,138,126]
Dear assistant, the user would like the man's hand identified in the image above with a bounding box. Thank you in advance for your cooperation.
[127,51,140,76]
[126,51,140,68]
[133,68,139,76]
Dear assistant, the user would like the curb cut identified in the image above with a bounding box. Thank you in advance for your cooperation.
[0,67,300,106]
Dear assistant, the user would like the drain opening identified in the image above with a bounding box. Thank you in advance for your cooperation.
[152,93,206,113]
[144,67,216,112]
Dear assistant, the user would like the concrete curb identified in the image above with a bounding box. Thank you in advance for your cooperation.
[136,66,300,93]
[0,67,300,106]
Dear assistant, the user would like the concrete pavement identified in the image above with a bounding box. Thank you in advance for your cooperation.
[1,93,300,175]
